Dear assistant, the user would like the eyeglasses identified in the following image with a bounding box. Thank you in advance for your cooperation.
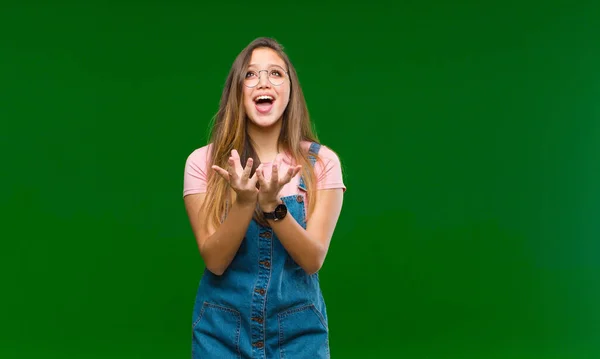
[244,65,289,88]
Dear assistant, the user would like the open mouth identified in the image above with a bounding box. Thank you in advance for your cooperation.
[254,95,275,114]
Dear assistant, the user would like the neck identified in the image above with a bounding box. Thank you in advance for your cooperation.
[247,120,282,163]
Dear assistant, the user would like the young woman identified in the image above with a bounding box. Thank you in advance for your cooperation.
[183,37,346,359]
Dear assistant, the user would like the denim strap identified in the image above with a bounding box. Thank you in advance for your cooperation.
[298,142,321,191]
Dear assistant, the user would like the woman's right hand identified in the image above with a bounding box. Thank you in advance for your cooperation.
[211,149,259,205]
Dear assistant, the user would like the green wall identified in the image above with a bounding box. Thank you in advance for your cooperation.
[2,1,599,358]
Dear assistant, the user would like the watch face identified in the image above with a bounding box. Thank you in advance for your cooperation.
[274,204,287,219]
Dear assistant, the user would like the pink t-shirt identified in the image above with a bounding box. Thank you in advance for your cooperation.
[183,141,346,202]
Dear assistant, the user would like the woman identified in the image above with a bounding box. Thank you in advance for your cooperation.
[183,37,346,359]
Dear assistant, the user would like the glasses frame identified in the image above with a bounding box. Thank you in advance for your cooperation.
[244,65,289,88]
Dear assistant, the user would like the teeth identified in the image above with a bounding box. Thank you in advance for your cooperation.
[255,95,274,101]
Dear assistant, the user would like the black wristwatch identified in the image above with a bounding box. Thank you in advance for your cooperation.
[263,203,287,221]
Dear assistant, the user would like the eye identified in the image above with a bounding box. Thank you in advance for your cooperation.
[270,70,282,77]
[245,71,256,78]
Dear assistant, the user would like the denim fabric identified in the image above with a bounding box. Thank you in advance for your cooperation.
[191,143,330,359]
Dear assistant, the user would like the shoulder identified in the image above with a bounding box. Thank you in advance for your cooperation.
[183,143,214,197]
[318,144,342,164]
[185,143,213,167]
[300,140,342,165]
[303,141,346,191]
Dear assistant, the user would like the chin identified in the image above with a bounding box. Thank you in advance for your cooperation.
[247,114,282,128]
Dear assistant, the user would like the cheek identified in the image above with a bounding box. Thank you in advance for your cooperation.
[279,98,290,111]
[243,90,252,104]
[243,92,254,111]
[278,89,291,108]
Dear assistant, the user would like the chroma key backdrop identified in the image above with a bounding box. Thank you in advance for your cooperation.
[1,1,599,358]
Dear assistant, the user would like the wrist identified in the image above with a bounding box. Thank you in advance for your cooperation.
[235,197,257,209]
[260,199,282,213]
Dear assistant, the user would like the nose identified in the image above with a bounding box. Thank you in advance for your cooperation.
[257,70,271,88]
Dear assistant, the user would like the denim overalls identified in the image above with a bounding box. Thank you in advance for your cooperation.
[191,143,330,359]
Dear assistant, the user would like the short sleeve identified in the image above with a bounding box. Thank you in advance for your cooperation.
[314,145,346,192]
[183,145,212,197]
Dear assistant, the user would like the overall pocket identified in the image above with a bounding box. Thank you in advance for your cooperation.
[192,302,241,359]
[278,304,330,359]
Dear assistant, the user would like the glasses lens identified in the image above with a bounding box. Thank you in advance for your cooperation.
[268,67,286,86]
[244,71,259,87]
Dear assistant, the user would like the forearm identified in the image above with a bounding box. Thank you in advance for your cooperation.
[268,211,325,275]
[201,200,256,275]
[255,163,335,275]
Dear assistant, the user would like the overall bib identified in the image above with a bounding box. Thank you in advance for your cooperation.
[191,142,330,359]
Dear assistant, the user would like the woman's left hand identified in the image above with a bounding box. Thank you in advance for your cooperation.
[256,155,302,212]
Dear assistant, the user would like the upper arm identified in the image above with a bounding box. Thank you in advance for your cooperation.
[306,188,344,249]
[184,193,216,253]
[182,145,214,251]
[306,144,346,250]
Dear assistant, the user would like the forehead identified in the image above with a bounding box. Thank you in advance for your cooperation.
[248,48,286,68]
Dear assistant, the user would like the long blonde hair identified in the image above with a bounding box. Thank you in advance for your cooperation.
[201,37,321,228]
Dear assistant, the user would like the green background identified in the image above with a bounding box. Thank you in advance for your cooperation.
[2,0,599,358]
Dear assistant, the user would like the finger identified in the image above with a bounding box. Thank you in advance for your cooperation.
[249,170,259,186]
[279,168,292,185]
[231,149,243,173]
[255,165,267,188]
[227,157,238,181]
[293,165,302,178]
[211,165,230,181]
[271,161,279,185]
[251,163,262,181]
[241,157,253,180]
[250,163,260,180]
[277,155,285,180]
[280,164,300,185]
[276,153,284,173]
